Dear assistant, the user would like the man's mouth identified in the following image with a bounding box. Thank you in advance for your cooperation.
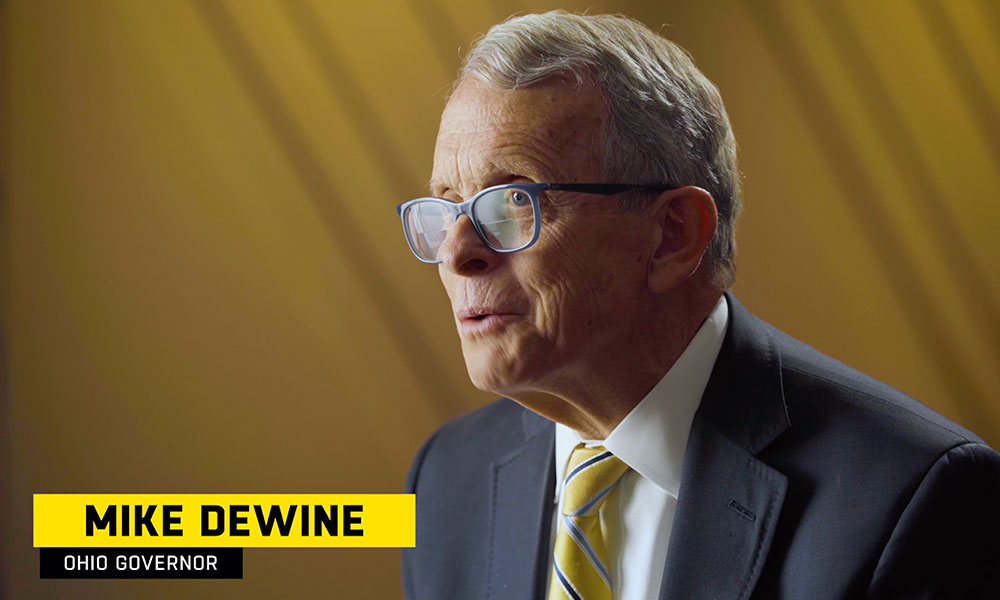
[458,307,506,320]
[456,308,521,334]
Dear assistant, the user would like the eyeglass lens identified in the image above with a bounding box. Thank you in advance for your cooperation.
[404,187,536,261]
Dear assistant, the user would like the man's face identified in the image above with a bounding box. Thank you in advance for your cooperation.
[431,78,657,397]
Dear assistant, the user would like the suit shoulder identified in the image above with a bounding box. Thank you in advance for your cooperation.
[762,320,983,450]
[432,397,530,444]
[411,397,545,471]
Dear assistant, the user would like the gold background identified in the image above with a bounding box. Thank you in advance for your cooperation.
[2,0,998,598]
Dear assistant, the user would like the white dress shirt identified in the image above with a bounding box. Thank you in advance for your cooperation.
[551,296,729,600]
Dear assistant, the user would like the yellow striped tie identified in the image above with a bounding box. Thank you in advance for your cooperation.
[547,444,629,600]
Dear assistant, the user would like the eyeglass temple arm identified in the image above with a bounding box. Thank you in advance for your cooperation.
[546,183,676,195]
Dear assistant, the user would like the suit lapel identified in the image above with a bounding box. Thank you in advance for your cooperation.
[658,418,787,600]
[659,293,791,600]
[486,409,554,600]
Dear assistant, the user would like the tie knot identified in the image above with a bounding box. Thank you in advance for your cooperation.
[561,445,629,517]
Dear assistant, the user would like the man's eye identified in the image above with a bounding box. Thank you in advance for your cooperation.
[509,191,530,207]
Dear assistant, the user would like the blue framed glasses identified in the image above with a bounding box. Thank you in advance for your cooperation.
[396,182,675,263]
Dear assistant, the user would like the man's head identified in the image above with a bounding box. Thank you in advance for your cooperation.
[457,11,741,286]
[417,11,740,430]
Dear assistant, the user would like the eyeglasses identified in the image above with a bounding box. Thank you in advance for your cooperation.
[396,183,675,263]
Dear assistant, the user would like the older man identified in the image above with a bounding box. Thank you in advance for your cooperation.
[398,11,1000,600]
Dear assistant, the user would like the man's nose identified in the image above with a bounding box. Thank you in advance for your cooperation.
[437,214,497,276]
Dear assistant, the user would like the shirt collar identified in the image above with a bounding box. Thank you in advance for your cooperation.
[554,295,729,500]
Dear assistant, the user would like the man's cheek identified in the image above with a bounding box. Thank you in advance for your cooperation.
[526,280,569,342]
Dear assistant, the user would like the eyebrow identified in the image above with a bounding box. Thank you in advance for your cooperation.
[426,177,447,196]
[427,158,550,197]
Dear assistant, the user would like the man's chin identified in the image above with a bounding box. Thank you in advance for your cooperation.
[463,352,521,397]
[465,365,515,396]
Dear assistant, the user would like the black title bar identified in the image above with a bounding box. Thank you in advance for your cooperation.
[39,547,243,579]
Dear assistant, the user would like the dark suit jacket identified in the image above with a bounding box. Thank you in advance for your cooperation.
[402,294,1000,599]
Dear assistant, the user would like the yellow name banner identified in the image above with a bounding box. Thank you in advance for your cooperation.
[34,494,415,548]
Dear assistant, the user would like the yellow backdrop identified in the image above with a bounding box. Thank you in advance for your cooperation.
[3,0,998,598]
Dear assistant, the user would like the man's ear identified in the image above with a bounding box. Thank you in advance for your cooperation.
[647,186,718,294]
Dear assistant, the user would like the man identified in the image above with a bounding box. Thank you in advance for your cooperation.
[398,11,1000,600]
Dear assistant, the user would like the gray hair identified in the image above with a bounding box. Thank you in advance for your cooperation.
[457,11,741,289]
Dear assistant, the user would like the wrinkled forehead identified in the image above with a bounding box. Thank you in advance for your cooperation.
[430,78,607,195]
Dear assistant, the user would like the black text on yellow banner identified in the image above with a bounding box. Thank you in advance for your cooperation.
[34,494,415,548]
